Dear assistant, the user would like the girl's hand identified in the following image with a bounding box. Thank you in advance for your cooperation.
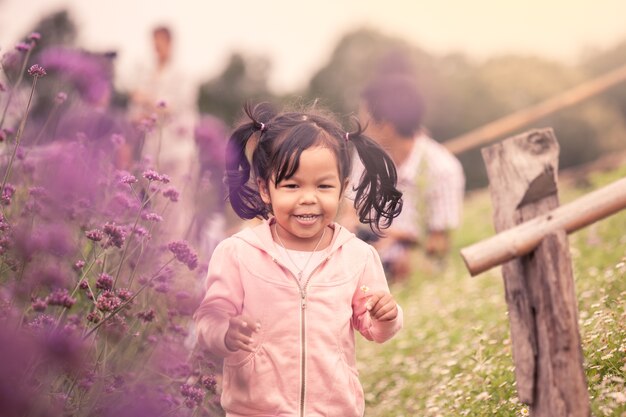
[365,291,398,321]
[224,315,261,352]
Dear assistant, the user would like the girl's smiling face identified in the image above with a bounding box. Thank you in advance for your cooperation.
[259,146,347,250]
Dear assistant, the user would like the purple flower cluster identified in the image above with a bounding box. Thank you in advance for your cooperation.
[180,383,205,409]
[86,228,104,242]
[120,174,137,185]
[142,169,170,183]
[142,212,163,222]
[167,241,198,271]
[162,186,180,202]
[47,289,76,309]
[0,33,219,417]
[96,273,113,290]
[96,290,122,312]
[28,64,47,78]
[103,222,127,248]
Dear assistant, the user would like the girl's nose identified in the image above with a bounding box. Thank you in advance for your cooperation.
[299,189,317,204]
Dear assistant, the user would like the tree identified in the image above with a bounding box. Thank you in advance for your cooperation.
[197,53,274,125]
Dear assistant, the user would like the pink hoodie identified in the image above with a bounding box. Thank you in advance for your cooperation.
[194,219,403,417]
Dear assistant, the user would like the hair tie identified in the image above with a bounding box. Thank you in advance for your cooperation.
[258,122,266,132]
[344,132,350,142]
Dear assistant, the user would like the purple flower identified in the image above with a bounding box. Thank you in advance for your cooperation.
[79,280,89,290]
[131,225,149,238]
[201,375,217,394]
[137,309,155,322]
[28,186,46,198]
[120,174,138,185]
[162,187,179,202]
[47,289,76,309]
[0,131,5,142]
[73,260,85,271]
[141,169,171,184]
[96,273,113,290]
[54,92,68,104]
[103,222,127,249]
[139,115,157,133]
[167,241,198,271]
[180,383,205,408]
[96,290,122,312]
[142,169,161,182]
[28,64,47,77]
[15,42,31,52]
[0,82,6,92]
[85,229,104,242]
[142,212,163,222]
[29,314,56,330]
[78,371,96,390]
[32,298,48,312]
[86,311,101,323]
[116,288,133,302]
[1,183,15,205]
[28,32,41,42]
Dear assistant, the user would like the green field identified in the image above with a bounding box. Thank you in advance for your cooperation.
[357,165,626,417]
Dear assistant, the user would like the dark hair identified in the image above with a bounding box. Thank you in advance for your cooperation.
[225,102,403,234]
[361,75,425,137]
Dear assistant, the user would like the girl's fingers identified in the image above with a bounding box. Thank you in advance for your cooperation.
[372,303,398,321]
[230,316,261,334]
[226,315,261,352]
[366,292,398,321]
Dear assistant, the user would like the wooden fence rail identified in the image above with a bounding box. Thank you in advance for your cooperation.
[444,63,626,155]
[461,174,626,276]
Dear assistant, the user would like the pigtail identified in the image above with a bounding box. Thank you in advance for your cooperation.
[347,120,403,234]
[224,102,274,219]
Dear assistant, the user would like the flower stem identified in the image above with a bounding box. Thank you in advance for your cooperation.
[112,184,160,287]
[84,257,175,339]
[0,47,34,130]
[1,76,39,217]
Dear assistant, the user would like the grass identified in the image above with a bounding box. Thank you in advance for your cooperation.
[357,165,626,417]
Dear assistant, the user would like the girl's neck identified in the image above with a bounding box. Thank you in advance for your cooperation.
[272,222,332,252]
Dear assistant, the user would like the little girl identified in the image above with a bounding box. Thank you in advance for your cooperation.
[194,102,403,416]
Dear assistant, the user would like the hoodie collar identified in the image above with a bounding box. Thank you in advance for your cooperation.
[234,218,355,257]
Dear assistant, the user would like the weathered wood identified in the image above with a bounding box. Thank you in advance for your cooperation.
[480,128,561,403]
[461,175,626,276]
[526,231,589,416]
[443,63,626,155]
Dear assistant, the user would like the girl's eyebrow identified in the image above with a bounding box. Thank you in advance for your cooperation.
[317,174,339,181]
[290,173,337,181]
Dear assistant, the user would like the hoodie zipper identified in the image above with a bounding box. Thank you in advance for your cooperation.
[273,255,330,417]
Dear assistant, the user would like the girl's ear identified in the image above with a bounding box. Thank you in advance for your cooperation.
[257,177,271,205]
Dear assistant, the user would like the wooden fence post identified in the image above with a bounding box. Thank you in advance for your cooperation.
[480,128,590,416]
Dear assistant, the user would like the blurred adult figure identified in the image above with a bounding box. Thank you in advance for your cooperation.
[345,74,465,282]
[128,25,198,240]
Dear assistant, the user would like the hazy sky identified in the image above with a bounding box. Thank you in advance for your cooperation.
[1,0,626,93]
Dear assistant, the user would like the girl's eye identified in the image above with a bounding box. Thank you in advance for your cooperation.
[319,184,334,189]
[282,183,298,189]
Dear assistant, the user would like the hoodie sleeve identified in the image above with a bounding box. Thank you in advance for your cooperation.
[352,245,403,343]
[193,238,243,357]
